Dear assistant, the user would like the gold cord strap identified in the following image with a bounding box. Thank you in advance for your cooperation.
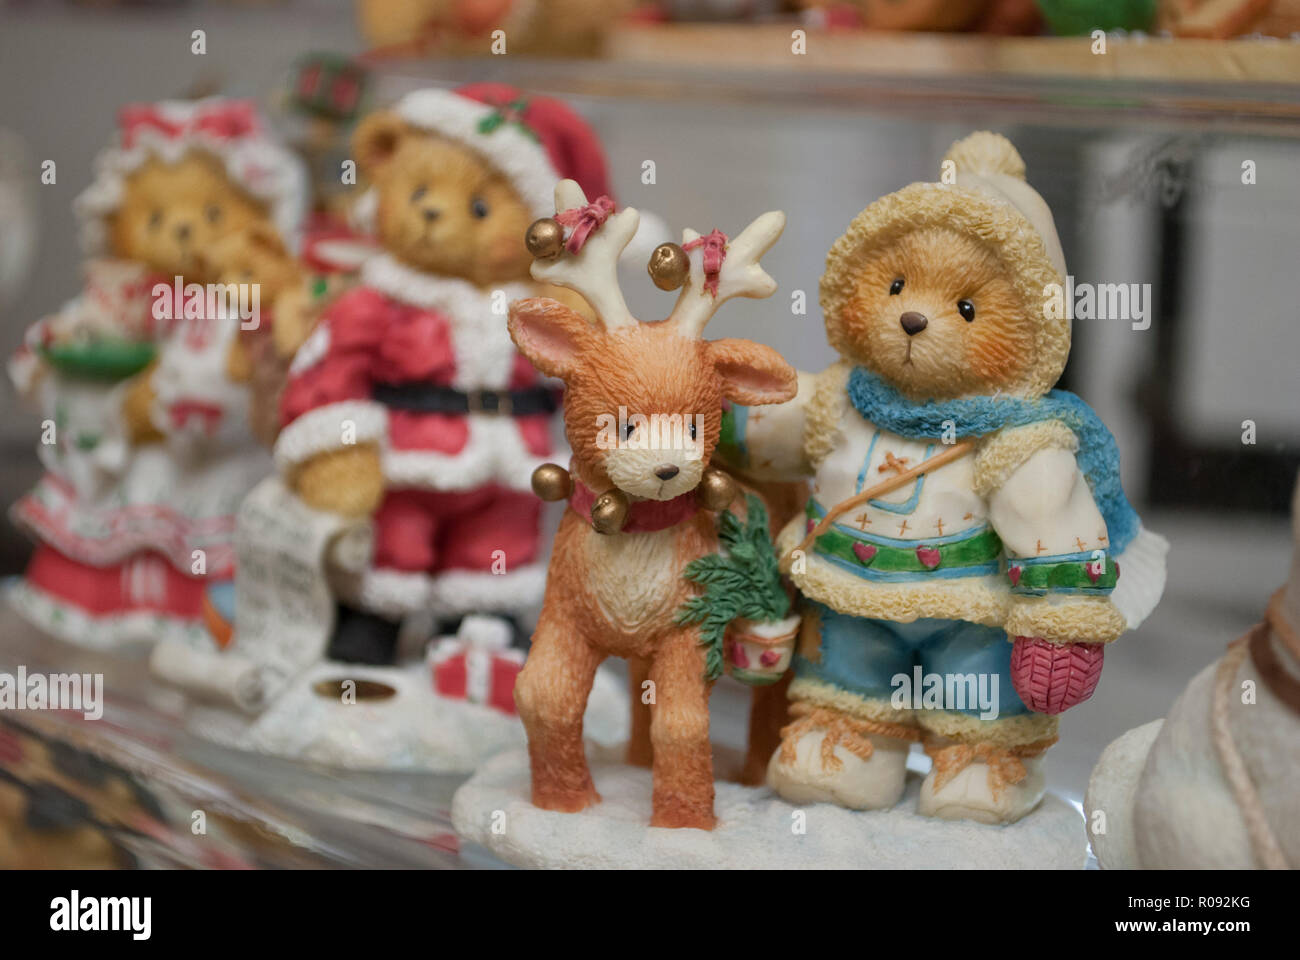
[781,440,975,573]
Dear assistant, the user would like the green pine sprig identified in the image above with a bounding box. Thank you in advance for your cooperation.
[675,493,791,681]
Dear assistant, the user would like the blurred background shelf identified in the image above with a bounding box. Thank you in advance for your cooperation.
[604,25,1300,85]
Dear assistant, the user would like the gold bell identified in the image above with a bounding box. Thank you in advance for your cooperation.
[590,488,630,535]
[696,468,737,512]
[647,242,690,291]
[525,217,565,259]
[531,463,572,502]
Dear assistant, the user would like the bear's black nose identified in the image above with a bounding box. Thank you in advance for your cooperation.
[900,312,928,336]
[175,223,191,243]
[422,208,441,223]
[654,464,680,481]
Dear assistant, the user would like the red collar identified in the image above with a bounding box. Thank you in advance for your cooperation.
[569,481,698,533]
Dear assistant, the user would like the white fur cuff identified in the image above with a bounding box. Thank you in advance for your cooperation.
[274,401,387,472]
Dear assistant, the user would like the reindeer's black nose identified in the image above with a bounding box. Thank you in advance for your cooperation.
[900,312,928,336]
[654,464,680,481]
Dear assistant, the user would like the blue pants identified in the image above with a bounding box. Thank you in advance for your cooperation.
[794,602,1030,719]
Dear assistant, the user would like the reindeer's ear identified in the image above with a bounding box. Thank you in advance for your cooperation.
[352,110,408,180]
[708,339,797,407]
[508,298,594,380]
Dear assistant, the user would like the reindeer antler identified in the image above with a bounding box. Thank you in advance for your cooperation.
[668,211,785,339]
[528,180,639,330]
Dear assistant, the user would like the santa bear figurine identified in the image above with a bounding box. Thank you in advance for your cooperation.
[275,85,620,663]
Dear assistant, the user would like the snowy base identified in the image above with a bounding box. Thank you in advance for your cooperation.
[452,747,1088,869]
[186,663,628,774]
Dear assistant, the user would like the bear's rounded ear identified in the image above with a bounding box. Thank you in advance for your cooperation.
[352,110,408,180]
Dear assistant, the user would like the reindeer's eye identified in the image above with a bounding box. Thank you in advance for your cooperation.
[148,209,163,230]
[889,277,904,296]
[688,421,697,440]
[470,196,489,219]
[206,204,222,225]
[624,421,636,441]
[411,185,427,204]
[958,299,976,322]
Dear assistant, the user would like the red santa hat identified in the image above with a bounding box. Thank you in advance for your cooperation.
[390,83,614,221]
[75,97,307,255]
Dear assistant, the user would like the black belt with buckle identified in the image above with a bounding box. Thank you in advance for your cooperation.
[371,382,558,417]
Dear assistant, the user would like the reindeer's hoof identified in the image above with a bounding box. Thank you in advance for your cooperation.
[650,806,717,831]
[532,784,601,814]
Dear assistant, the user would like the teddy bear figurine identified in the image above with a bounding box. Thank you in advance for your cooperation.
[272,84,623,666]
[7,98,306,650]
[721,132,1168,825]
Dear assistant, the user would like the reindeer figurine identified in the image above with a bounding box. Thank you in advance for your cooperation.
[508,181,799,829]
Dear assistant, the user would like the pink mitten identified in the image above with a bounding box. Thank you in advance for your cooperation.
[1010,636,1104,715]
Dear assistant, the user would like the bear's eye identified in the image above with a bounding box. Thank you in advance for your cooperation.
[205,204,222,225]
[148,209,163,230]
[958,299,976,322]
[410,185,427,204]
[889,277,904,296]
[470,196,490,219]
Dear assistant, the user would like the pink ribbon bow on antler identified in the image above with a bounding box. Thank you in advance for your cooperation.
[120,101,260,149]
[555,196,616,254]
[683,228,729,296]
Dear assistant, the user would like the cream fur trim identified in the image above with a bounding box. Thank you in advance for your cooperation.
[820,180,1068,399]
[1004,595,1127,645]
[788,677,1060,747]
[973,420,1078,497]
[778,515,1010,627]
[788,677,919,726]
[804,361,851,470]
[361,253,533,391]
[74,98,307,255]
[381,414,545,493]
[273,395,545,490]
[394,89,557,219]
[916,709,1059,747]
[339,562,545,619]
[273,401,387,470]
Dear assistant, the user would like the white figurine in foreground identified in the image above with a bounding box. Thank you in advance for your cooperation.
[1086,477,1300,869]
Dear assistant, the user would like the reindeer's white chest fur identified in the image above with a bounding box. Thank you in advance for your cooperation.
[583,528,681,634]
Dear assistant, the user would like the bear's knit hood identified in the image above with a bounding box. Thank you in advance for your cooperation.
[820,132,1069,400]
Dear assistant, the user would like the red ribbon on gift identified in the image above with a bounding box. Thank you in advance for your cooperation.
[683,228,729,296]
[555,196,616,254]
[120,101,260,149]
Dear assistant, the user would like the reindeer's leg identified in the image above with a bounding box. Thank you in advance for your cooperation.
[514,609,605,813]
[626,656,654,768]
[739,671,792,786]
[648,629,716,829]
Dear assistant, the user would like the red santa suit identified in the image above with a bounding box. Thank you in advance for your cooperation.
[275,252,555,620]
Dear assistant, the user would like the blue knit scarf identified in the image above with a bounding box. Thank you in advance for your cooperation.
[846,367,1140,554]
